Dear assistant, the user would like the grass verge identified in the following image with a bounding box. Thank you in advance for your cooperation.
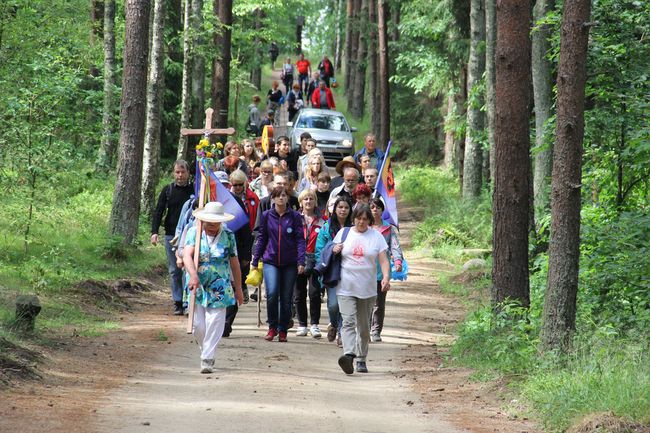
[0,167,165,342]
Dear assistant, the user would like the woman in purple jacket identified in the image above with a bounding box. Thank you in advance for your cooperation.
[252,186,306,342]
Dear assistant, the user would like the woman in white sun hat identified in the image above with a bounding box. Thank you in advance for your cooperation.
[183,202,243,374]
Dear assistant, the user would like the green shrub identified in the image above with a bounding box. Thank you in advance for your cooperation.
[451,302,540,375]
[578,207,650,333]
[397,166,491,262]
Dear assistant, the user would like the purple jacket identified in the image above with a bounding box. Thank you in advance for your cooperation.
[252,208,306,268]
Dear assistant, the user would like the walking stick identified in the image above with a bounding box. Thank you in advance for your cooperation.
[187,168,207,334]
[257,283,262,327]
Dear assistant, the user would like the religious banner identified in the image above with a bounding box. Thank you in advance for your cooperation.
[206,165,249,232]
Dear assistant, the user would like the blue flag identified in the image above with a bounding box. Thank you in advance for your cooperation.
[374,140,398,227]
[206,167,249,232]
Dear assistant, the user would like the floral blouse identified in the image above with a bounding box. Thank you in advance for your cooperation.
[185,225,238,308]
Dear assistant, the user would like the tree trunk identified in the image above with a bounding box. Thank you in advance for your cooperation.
[346,0,361,109]
[462,0,486,199]
[391,2,400,42]
[368,0,379,134]
[96,0,117,172]
[109,0,151,244]
[456,66,468,186]
[443,91,456,168]
[334,0,343,71]
[377,0,390,149]
[211,0,232,133]
[485,0,496,183]
[142,0,166,217]
[492,0,532,308]
[191,0,205,129]
[177,0,191,161]
[344,0,354,93]
[532,0,555,218]
[351,0,368,119]
[540,0,591,353]
[89,0,104,78]
[163,0,183,157]
[250,8,263,90]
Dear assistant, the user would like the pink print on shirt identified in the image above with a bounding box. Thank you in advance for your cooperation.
[351,242,365,263]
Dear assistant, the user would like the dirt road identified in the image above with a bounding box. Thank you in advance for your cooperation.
[91,281,463,433]
[0,208,538,433]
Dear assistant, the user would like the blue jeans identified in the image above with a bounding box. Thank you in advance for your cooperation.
[164,235,183,302]
[326,286,342,330]
[263,263,298,332]
[298,73,309,94]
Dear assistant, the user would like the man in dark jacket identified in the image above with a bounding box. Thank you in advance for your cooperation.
[317,55,335,87]
[151,160,195,315]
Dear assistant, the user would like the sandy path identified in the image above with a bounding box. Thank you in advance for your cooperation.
[90,270,465,433]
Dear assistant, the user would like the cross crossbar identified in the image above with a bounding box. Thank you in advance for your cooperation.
[180,108,236,137]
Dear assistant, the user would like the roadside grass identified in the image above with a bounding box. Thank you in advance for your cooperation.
[396,166,492,265]
[397,165,650,432]
[522,337,650,431]
[0,167,165,341]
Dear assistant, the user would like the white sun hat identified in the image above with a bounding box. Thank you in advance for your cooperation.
[192,202,235,223]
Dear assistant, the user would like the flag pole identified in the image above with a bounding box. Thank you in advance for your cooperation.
[186,158,208,333]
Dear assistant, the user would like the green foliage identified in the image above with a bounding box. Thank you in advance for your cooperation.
[452,301,650,431]
[389,0,470,161]
[0,167,164,337]
[451,303,540,375]
[542,0,650,211]
[578,207,650,333]
[397,166,491,262]
[393,0,468,97]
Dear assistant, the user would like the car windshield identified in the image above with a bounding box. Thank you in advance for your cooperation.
[296,113,349,131]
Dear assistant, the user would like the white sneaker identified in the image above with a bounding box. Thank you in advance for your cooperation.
[371,334,382,343]
[200,359,214,374]
[310,325,322,339]
[295,326,308,336]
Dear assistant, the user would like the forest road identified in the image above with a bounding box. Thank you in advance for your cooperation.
[90,262,466,433]
[0,201,539,433]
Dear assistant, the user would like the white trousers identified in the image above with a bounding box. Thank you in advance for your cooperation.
[193,304,226,361]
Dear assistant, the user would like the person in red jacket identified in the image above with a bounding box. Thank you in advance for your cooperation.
[311,80,336,109]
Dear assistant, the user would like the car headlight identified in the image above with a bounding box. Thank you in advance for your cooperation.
[340,139,352,147]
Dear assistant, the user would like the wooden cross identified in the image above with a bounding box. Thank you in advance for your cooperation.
[185,107,236,334]
[180,107,236,138]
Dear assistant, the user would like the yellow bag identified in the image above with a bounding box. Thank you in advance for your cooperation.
[245,263,263,286]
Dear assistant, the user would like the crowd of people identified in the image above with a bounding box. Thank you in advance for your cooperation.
[153,56,401,375]
[247,53,337,134]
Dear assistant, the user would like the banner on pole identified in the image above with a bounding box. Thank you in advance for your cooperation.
[196,161,249,232]
[374,140,398,227]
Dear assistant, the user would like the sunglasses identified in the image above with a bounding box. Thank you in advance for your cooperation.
[232,183,244,187]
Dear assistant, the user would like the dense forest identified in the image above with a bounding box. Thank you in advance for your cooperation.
[0,0,648,431]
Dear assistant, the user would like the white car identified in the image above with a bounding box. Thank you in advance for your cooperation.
[287,108,357,163]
